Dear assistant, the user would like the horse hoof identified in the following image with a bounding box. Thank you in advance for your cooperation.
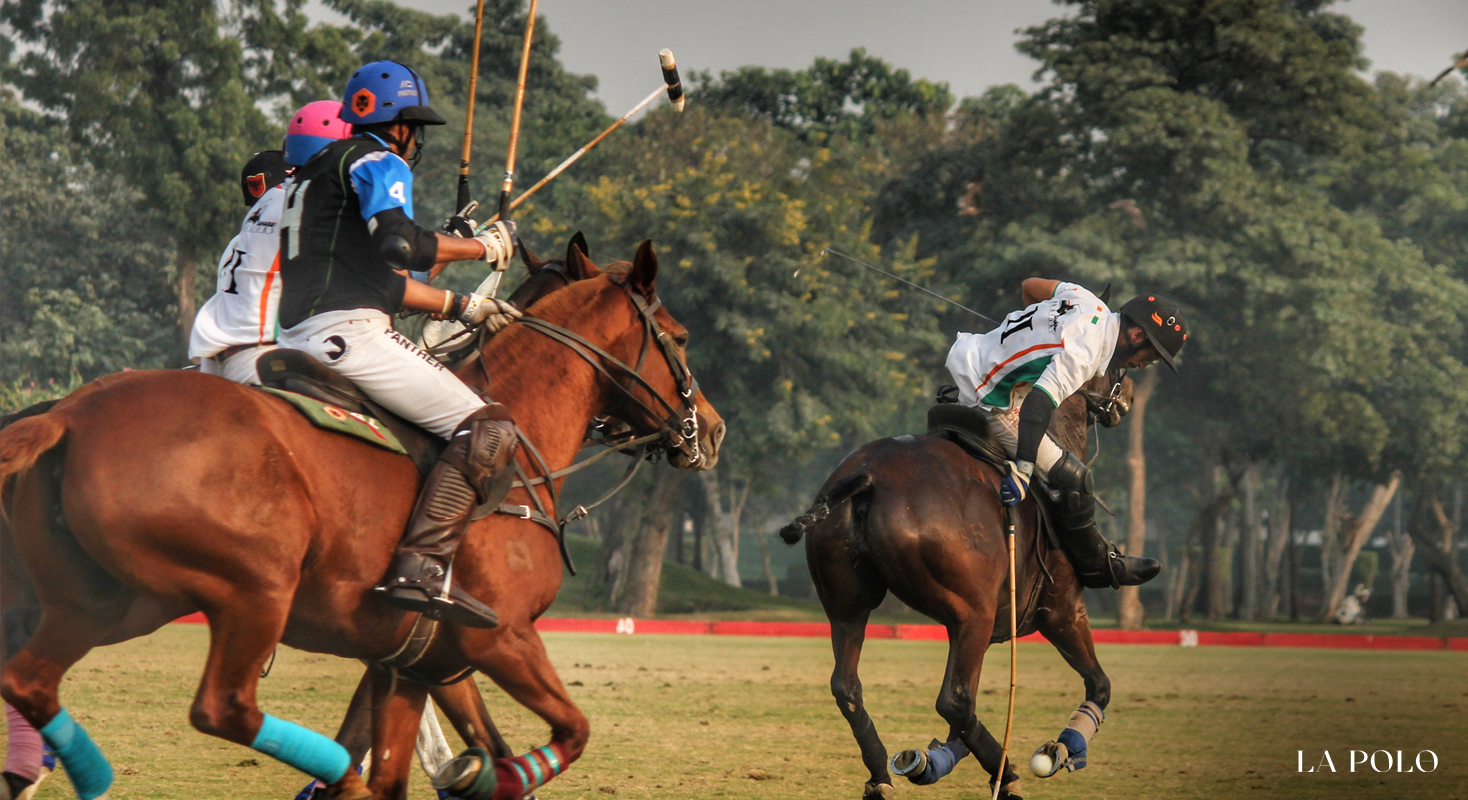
[1030,741,1068,778]
[433,747,497,800]
[862,781,895,800]
[323,771,371,800]
[890,748,929,782]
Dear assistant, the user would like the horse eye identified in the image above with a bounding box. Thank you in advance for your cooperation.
[674,334,689,347]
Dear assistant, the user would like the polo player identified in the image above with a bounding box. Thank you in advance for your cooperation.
[945,279,1186,589]
[190,102,353,383]
[276,60,521,629]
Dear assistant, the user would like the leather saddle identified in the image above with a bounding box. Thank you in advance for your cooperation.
[926,388,1007,469]
[256,349,444,477]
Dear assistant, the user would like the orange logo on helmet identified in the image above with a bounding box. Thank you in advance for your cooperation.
[352,88,376,117]
[246,173,266,198]
[1151,312,1163,326]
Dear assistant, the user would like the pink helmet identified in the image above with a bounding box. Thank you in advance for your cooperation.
[283,101,354,166]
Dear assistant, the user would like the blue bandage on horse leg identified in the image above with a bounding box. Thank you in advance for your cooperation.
[251,714,351,784]
[39,708,114,800]
[1057,700,1103,771]
[914,736,971,785]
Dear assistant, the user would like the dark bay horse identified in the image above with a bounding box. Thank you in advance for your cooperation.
[781,374,1131,800]
[0,241,723,800]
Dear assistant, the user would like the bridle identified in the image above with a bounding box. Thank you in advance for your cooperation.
[481,279,706,574]
[515,281,702,466]
[1080,367,1129,428]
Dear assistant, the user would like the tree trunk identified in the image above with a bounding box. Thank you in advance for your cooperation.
[593,484,644,606]
[698,468,747,588]
[1317,474,1346,610]
[757,529,779,596]
[176,256,198,349]
[615,468,688,617]
[1262,477,1291,618]
[1118,368,1158,630]
[1240,464,1260,621]
[1320,473,1401,621]
[1205,465,1233,621]
[1177,466,1239,621]
[1418,496,1468,616]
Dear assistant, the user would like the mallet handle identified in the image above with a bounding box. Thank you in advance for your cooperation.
[456,0,488,212]
[497,0,539,220]
[477,83,666,230]
[993,508,1018,800]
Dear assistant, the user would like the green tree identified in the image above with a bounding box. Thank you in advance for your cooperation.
[3,0,278,349]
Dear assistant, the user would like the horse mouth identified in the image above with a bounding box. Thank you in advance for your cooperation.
[671,419,723,470]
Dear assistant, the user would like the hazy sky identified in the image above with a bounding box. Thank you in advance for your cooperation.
[354,0,1468,114]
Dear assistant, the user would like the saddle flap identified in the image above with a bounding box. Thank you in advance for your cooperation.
[256,349,445,476]
[925,404,1007,467]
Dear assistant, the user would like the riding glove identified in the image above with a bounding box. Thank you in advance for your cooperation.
[473,220,517,267]
[455,293,522,332]
[1000,460,1034,506]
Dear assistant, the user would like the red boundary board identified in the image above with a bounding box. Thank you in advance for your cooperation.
[172,613,1467,651]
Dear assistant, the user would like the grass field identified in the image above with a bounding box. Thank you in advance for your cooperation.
[4,625,1466,800]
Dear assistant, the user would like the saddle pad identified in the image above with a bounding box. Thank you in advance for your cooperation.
[258,386,408,455]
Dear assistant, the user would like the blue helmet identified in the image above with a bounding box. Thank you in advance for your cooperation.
[340,61,447,126]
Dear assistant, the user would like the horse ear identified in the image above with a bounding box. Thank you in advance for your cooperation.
[1099,283,1112,305]
[519,239,545,273]
[568,231,590,260]
[566,233,601,281]
[628,239,659,298]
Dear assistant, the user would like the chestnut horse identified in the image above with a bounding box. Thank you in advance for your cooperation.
[0,241,723,800]
[781,372,1130,800]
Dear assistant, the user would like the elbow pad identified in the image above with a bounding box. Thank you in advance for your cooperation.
[367,208,438,273]
[1016,389,1056,465]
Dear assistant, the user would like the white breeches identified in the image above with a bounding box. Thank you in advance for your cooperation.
[278,310,486,439]
[978,403,1065,480]
[198,344,276,385]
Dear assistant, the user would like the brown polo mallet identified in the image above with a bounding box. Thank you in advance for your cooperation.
[454,0,490,214]
[496,0,540,222]
[992,503,1020,800]
[477,49,685,229]
[1430,51,1468,87]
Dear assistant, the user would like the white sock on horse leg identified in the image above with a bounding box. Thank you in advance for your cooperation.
[415,697,455,777]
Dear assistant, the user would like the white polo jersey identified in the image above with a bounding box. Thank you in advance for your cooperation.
[946,282,1119,410]
[189,186,285,359]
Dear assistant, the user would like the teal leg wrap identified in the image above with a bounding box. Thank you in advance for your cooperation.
[40,708,114,800]
[251,714,351,784]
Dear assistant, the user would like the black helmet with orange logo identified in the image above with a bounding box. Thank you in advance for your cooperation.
[1119,295,1187,371]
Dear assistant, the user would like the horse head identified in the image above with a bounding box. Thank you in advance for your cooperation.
[1080,368,1133,429]
[504,232,597,310]
[507,239,725,471]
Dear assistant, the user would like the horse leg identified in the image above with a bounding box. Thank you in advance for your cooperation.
[933,619,1021,799]
[1030,598,1109,779]
[829,616,895,800]
[364,666,428,800]
[435,629,586,800]
[0,463,129,800]
[430,679,514,759]
[188,606,369,800]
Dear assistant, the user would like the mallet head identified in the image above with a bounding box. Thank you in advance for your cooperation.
[659,49,685,112]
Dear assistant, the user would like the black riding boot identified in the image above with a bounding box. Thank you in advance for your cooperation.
[1045,452,1160,590]
[376,404,519,628]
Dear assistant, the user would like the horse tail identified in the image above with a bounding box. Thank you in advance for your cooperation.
[0,414,67,523]
[779,471,874,545]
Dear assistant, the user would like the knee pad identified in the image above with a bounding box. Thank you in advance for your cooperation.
[1045,451,1093,515]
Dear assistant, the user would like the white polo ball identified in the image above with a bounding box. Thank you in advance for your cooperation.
[1030,751,1054,777]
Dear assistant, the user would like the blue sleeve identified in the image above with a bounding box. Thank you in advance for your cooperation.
[348,151,415,221]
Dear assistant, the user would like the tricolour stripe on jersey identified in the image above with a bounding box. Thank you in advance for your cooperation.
[979,355,1055,408]
[973,340,1064,393]
[258,251,280,343]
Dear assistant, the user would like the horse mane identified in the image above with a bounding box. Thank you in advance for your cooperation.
[519,262,633,318]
